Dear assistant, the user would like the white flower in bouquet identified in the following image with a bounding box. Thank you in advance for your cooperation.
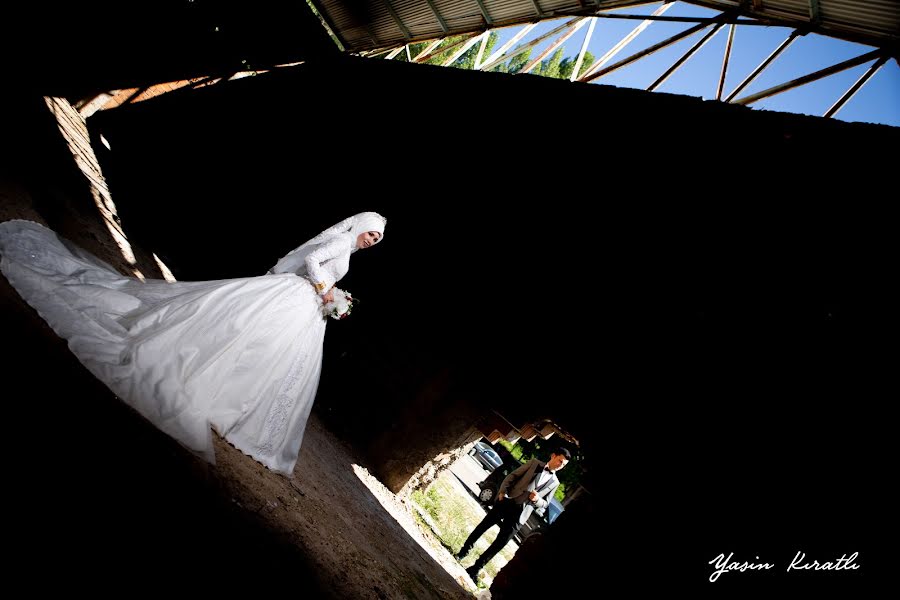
[323,288,356,320]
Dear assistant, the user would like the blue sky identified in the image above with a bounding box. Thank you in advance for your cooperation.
[484,2,899,127]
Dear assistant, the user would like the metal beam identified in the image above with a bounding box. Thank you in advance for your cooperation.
[384,46,405,60]
[530,0,544,18]
[724,30,801,102]
[648,23,724,91]
[824,55,888,118]
[568,13,774,26]
[415,34,476,64]
[483,19,585,73]
[474,31,491,70]
[478,23,539,72]
[579,3,674,81]
[363,47,395,58]
[582,15,725,84]
[518,19,589,74]
[413,38,445,62]
[380,0,412,41]
[442,32,488,67]
[809,0,821,25]
[473,0,493,26]
[594,0,665,9]
[733,49,884,105]
[570,17,598,82]
[424,0,450,33]
[716,23,736,101]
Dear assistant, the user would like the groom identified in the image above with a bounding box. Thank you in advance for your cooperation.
[455,446,571,581]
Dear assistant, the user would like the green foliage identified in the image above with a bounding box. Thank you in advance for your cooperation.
[411,488,442,524]
[492,48,533,74]
[555,481,566,502]
[498,439,525,463]
[559,50,596,80]
[455,33,499,70]
[399,33,500,69]
[501,434,583,502]
[533,48,564,79]
[411,475,518,577]
[382,35,594,84]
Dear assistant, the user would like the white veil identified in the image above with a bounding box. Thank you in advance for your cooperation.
[267,212,386,275]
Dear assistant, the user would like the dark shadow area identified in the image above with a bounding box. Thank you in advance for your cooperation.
[1,277,327,595]
[0,95,167,279]
[6,50,896,594]
[4,1,338,100]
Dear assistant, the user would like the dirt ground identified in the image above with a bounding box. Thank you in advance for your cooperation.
[0,104,484,599]
[212,417,481,599]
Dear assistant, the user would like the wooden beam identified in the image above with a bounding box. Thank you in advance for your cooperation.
[442,33,487,67]
[648,23,725,91]
[716,23,736,101]
[582,15,723,84]
[413,39,445,63]
[474,31,491,70]
[570,17,598,82]
[478,23,539,72]
[724,30,801,102]
[824,55,889,118]
[734,49,883,105]
[517,19,589,74]
[579,3,674,81]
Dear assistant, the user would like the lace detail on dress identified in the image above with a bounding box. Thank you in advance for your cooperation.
[257,345,309,456]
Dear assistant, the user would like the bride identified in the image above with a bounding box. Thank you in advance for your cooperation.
[0,212,386,475]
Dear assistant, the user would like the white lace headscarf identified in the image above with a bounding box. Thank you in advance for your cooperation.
[268,212,386,274]
[348,212,387,253]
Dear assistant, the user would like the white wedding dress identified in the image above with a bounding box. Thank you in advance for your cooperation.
[0,220,354,475]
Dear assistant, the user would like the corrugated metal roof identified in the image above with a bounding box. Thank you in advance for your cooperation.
[820,0,900,39]
[312,0,900,51]
[689,1,900,44]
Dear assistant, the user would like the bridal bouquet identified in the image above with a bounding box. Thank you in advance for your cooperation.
[323,288,356,320]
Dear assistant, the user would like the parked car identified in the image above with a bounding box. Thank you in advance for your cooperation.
[513,495,565,544]
[475,458,517,504]
[469,441,503,471]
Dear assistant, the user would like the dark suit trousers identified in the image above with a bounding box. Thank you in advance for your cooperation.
[461,499,522,568]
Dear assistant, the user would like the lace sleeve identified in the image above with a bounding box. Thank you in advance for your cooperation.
[305,237,348,295]
[267,215,361,275]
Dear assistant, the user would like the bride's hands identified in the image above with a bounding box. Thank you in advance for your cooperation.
[322,288,335,304]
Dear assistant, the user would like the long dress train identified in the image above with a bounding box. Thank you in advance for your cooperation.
[0,220,327,475]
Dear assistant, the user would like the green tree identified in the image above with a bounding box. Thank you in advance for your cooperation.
[493,49,533,74]
[397,33,500,70]
[392,36,592,84]
[533,48,564,79]
[559,50,596,80]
